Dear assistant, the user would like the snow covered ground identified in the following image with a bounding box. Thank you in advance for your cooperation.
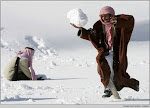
[1,1,149,105]
[1,35,149,104]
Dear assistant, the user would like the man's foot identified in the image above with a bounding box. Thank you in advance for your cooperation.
[102,89,112,98]
[131,80,139,91]
[134,84,139,91]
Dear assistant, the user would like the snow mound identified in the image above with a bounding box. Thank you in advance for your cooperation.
[25,35,45,49]
[24,35,58,58]
[67,8,88,27]
[1,28,57,58]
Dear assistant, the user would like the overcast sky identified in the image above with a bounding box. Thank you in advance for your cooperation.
[1,1,149,37]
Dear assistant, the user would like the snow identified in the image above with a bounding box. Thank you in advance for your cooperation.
[67,8,88,27]
[1,39,149,104]
[24,35,58,58]
[1,1,149,105]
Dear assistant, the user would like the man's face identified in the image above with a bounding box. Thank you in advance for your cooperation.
[101,14,112,23]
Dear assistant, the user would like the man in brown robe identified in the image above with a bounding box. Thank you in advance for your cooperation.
[71,6,139,98]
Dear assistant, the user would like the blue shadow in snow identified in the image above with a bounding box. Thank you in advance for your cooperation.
[124,98,150,102]
[48,78,88,80]
[1,97,57,102]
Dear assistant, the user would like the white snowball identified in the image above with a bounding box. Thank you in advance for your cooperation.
[67,8,88,27]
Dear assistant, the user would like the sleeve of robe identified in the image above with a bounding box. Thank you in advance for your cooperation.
[77,27,90,40]
[116,14,135,43]
[77,21,107,53]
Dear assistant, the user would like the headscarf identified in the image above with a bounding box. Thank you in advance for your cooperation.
[17,48,37,80]
[99,6,115,50]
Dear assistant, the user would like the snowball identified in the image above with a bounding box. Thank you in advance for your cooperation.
[67,8,88,27]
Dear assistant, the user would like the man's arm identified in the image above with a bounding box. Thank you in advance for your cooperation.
[70,23,90,41]
[77,27,91,40]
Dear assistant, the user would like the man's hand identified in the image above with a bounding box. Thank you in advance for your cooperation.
[70,23,82,29]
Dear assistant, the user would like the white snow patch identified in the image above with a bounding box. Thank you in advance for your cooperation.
[27,99,35,102]
[140,60,149,65]
[18,84,33,90]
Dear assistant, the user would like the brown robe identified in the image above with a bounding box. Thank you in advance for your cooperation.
[77,14,139,91]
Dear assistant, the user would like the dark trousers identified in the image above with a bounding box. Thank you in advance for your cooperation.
[17,72,30,80]
[11,57,30,81]
[12,72,30,81]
